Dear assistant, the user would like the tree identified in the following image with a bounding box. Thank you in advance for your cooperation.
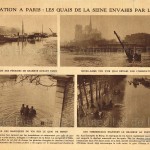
[16,75,57,88]
[89,76,95,108]
[82,80,89,108]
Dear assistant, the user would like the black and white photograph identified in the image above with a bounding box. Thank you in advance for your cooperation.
[77,75,150,127]
[0,15,57,66]
[0,75,74,127]
[61,16,150,67]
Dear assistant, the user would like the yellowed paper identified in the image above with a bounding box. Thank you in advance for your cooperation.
[0,0,149,149]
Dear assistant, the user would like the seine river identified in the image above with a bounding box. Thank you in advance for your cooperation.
[78,76,150,127]
[0,37,57,66]
[61,51,150,67]
[0,76,56,127]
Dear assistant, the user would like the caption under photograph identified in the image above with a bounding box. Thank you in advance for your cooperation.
[0,75,74,127]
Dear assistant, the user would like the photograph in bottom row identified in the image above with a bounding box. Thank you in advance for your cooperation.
[77,75,150,127]
[0,75,74,127]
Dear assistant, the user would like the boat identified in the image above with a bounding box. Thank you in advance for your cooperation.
[114,31,141,62]
[142,78,150,88]
[28,39,35,44]
[0,34,18,42]
[130,78,150,88]
[114,103,124,107]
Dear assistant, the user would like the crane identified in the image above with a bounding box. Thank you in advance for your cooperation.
[49,28,57,37]
[114,31,141,61]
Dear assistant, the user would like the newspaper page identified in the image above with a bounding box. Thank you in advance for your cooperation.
[0,0,150,149]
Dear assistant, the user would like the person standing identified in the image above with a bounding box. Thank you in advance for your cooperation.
[20,104,25,115]
[24,105,29,117]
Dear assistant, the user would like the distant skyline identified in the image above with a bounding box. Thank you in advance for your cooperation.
[0,15,57,34]
[60,16,150,43]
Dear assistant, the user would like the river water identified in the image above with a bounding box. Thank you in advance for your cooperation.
[0,37,57,66]
[78,75,150,127]
[0,76,56,127]
[120,76,150,127]
[61,51,150,67]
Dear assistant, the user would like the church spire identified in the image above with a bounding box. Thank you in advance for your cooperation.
[89,16,92,32]
[22,20,24,35]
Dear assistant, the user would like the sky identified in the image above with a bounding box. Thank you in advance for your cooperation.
[0,15,57,34]
[60,15,150,43]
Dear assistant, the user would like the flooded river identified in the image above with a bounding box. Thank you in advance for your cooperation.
[61,51,150,67]
[122,76,150,127]
[0,76,56,127]
[78,75,150,127]
[0,37,57,66]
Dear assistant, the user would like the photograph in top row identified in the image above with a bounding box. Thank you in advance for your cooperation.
[0,15,57,66]
[60,15,150,67]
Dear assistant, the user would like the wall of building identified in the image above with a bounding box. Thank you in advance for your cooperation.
[53,76,74,127]
[61,79,74,127]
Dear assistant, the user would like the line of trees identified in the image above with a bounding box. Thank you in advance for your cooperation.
[77,75,126,117]
[78,75,105,117]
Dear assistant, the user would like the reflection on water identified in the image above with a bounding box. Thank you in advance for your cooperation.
[0,76,56,127]
[106,76,150,127]
[78,76,150,127]
[0,37,57,66]
[123,76,150,127]
[61,51,150,67]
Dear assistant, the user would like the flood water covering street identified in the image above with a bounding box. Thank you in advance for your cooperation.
[0,76,56,127]
[78,75,150,127]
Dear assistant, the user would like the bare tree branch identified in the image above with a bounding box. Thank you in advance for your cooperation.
[16,75,57,88]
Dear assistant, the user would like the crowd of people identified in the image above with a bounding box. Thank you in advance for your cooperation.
[20,104,36,118]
